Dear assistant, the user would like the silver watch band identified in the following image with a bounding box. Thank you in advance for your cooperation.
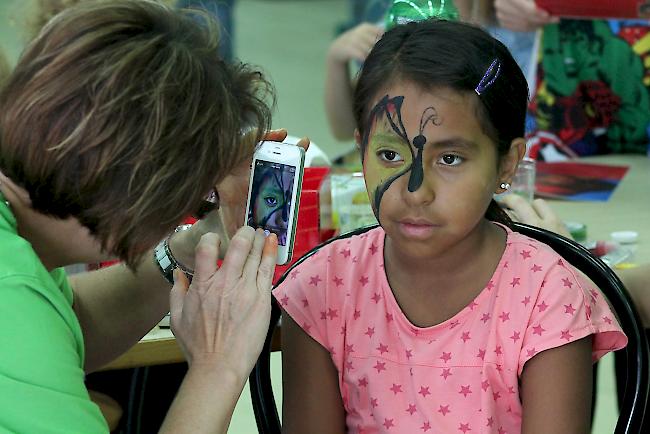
[153,224,194,285]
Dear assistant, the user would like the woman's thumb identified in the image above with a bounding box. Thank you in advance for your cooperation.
[169,269,190,321]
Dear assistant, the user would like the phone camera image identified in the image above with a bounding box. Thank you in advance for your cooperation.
[247,159,297,246]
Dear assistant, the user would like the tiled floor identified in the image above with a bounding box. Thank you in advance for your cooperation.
[0,0,623,432]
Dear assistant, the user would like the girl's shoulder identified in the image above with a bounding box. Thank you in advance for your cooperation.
[501,225,568,267]
[304,226,385,265]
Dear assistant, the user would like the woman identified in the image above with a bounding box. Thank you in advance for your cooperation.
[0,1,301,432]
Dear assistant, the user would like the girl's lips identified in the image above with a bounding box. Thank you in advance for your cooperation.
[398,220,438,238]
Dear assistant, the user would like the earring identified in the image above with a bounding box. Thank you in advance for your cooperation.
[500,182,510,190]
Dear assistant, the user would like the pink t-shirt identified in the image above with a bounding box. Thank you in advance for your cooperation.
[273,225,627,434]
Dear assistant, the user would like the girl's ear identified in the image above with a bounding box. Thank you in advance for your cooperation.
[497,137,526,191]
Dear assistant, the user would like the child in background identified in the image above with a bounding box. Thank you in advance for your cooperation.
[324,0,472,141]
[275,19,626,433]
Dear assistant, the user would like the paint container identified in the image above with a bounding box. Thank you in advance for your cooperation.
[565,221,587,242]
[511,158,536,202]
[323,173,378,234]
[582,240,619,257]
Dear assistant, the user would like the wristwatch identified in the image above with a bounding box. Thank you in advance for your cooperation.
[154,224,194,285]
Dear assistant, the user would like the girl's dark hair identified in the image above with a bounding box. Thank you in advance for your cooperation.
[353,19,529,226]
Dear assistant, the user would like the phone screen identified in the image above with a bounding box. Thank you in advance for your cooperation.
[246,159,297,246]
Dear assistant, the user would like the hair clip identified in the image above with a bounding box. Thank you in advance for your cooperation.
[475,59,501,96]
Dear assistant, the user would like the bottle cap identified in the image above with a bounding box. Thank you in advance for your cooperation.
[610,231,638,244]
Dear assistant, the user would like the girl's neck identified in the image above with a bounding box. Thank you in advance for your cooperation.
[384,220,507,297]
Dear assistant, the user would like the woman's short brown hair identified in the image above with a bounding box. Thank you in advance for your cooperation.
[0,47,10,87]
[0,0,273,266]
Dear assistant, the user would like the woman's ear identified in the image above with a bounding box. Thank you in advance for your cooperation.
[497,137,526,191]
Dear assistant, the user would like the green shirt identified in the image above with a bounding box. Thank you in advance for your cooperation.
[0,195,107,433]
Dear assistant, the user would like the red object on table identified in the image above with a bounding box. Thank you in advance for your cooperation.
[272,167,331,283]
[536,0,650,19]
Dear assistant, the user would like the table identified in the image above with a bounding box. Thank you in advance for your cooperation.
[100,155,650,371]
[100,319,282,371]
[550,155,650,263]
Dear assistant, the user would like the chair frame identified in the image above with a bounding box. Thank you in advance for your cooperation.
[250,223,649,433]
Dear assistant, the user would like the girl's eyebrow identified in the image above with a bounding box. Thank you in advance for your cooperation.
[430,137,479,150]
[373,132,478,150]
[371,132,409,145]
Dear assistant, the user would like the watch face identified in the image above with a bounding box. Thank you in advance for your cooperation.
[154,240,175,284]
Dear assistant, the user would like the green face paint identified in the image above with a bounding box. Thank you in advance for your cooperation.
[360,95,441,221]
[255,181,285,226]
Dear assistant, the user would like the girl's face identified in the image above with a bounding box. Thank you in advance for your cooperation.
[252,170,289,235]
[358,83,512,259]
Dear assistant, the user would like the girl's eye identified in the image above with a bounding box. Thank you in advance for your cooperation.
[439,154,463,166]
[264,196,278,206]
[378,150,404,162]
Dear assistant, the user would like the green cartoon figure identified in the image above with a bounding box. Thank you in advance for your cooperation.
[532,19,650,155]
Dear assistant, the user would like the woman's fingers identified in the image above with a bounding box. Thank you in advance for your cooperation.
[257,233,278,293]
[242,229,266,280]
[220,226,256,285]
[169,269,190,329]
[193,233,221,283]
[263,128,288,143]
[295,136,310,152]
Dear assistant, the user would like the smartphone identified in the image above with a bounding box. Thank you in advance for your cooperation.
[245,141,305,265]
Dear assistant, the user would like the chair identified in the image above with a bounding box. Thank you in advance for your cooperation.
[250,223,650,434]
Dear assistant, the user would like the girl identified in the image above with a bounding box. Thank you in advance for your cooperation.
[274,19,626,434]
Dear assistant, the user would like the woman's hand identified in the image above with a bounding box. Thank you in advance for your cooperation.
[169,129,309,265]
[500,195,572,239]
[169,227,278,376]
[214,129,310,239]
[494,0,558,32]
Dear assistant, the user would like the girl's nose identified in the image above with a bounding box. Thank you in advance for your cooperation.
[402,172,435,206]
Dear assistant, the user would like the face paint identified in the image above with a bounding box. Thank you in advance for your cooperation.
[361,96,413,220]
[408,106,441,192]
[253,170,289,227]
[360,95,442,220]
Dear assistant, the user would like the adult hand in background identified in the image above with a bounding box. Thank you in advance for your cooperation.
[494,0,559,32]
[170,227,277,376]
[328,23,383,64]
[500,194,572,238]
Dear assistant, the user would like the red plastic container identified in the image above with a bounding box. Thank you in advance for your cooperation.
[272,167,331,283]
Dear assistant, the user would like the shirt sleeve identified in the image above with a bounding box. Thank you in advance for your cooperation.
[0,277,108,433]
[518,259,628,375]
[273,248,346,357]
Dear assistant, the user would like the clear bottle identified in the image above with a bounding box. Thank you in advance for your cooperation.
[385,0,459,29]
